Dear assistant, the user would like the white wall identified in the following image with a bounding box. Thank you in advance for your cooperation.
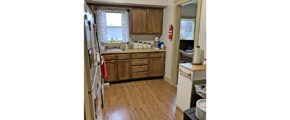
[91,0,168,6]
[161,0,206,83]
[160,0,174,81]
[198,0,206,58]
[181,4,197,17]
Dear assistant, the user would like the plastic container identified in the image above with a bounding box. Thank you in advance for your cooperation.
[195,99,206,120]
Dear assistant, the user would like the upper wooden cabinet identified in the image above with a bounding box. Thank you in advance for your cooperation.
[147,9,163,34]
[131,8,147,34]
[130,8,163,35]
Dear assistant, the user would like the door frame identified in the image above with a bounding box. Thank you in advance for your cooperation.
[170,0,203,85]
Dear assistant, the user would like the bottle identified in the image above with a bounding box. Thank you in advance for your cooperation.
[155,37,159,49]
[160,43,164,49]
[125,42,129,50]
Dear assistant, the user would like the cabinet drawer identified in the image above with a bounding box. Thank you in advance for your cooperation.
[132,65,148,72]
[132,72,148,79]
[103,54,116,61]
[132,59,148,65]
[149,52,164,58]
[131,53,148,58]
[117,54,131,60]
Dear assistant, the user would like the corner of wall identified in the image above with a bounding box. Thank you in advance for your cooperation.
[160,0,175,81]
[164,75,176,87]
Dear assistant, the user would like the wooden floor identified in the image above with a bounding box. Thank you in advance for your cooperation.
[103,79,183,120]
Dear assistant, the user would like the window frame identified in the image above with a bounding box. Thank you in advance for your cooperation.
[179,18,195,41]
[105,11,123,43]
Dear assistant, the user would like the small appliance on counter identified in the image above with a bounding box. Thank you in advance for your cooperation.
[192,46,204,65]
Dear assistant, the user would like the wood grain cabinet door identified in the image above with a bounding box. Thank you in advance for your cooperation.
[105,60,117,81]
[146,9,163,34]
[149,57,165,77]
[117,60,131,80]
[130,8,147,34]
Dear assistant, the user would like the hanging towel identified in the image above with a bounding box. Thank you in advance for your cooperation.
[101,56,108,80]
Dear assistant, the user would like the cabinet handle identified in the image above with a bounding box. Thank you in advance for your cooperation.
[179,69,192,78]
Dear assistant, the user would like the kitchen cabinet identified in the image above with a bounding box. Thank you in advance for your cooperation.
[131,8,147,34]
[149,57,165,77]
[105,60,117,81]
[117,60,131,80]
[102,51,165,82]
[147,9,163,34]
[130,8,163,35]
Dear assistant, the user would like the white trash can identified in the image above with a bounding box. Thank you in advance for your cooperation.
[195,99,206,120]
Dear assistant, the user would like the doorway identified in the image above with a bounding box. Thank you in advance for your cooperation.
[170,0,202,85]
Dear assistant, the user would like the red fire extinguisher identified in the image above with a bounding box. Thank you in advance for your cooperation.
[169,24,173,41]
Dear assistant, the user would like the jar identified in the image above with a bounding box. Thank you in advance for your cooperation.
[138,42,143,49]
[147,43,151,48]
[143,42,147,49]
[133,41,138,49]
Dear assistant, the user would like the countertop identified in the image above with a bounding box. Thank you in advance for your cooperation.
[101,48,165,54]
[179,63,206,71]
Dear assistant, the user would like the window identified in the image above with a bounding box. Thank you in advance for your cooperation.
[96,9,129,44]
[106,13,123,43]
[180,19,195,40]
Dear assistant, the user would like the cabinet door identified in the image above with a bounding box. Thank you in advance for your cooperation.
[117,60,131,80]
[130,8,147,34]
[147,9,163,34]
[105,60,117,81]
[149,57,165,77]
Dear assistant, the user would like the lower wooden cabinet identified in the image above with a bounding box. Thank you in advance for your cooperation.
[117,60,131,80]
[132,72,148,79]
[149,57,165,77]
[105,60,117,81]
[103,51,165,82]
[132,65,148,72]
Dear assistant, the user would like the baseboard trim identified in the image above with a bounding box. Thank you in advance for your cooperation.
[164,75,176,87]
[176,106,183,112]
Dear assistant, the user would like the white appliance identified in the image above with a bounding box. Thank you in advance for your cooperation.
[176,64,206,111]
[176,65,194,111]
[84,3,103,120]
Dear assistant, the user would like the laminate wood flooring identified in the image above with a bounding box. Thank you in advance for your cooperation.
[103,79,183,120]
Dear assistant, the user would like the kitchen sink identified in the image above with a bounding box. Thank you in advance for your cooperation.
[105,48,125,52]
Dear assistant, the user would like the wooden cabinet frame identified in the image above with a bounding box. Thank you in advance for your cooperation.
[130,8,163,35]
[102,51,165,82]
